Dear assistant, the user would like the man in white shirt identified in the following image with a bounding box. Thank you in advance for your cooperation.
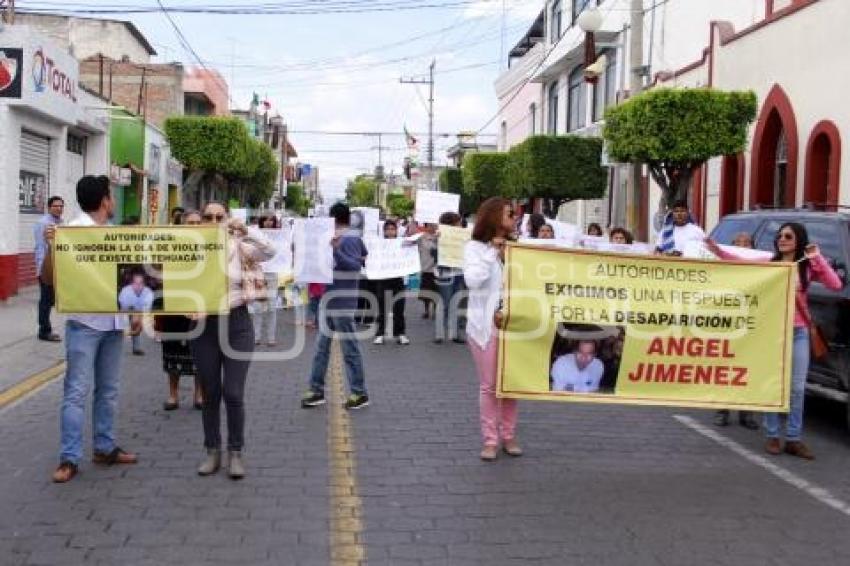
[655,200,706,255]
[551,340,605,393]
[118,273,154,312]
[43,175,141,483]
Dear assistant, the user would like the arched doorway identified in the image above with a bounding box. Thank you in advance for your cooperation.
[719,154,744,217]
[750,85,798,208]
[804,120,841,208]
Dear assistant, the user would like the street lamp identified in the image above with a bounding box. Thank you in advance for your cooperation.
[577,6,603,33]
[577,7,604,83]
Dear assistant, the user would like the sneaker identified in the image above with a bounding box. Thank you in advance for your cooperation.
[301,391,326,408]
[373,336,384,345]
[344,394,369,410]
[397,335,410,345]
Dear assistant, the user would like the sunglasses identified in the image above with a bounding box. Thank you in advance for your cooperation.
[203,214,226,222]
[776,232,795,241]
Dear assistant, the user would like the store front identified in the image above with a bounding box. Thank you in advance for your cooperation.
[0,25,109,299]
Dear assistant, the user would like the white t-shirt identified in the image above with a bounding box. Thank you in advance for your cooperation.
[656,223,706,253]
[551,354,604,393]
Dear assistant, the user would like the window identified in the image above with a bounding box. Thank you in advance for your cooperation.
[547,82,559,134]
[500,121,508,150]
[550,1,562,43]
[572,0,592,23]
[529,103,537,135]
[66,133,85,155]
[774,131,788,207]
[567,66,586,132]
[710,218,761,246]
[592,50,617,122]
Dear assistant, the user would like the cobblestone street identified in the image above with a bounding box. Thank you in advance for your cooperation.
[3,308,850,566]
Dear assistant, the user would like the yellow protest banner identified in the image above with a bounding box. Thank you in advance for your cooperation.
[437,225,471,269]
[498,244,794,411]
[54,226,229,314]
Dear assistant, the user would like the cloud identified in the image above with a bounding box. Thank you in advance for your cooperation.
[464,0,543,21]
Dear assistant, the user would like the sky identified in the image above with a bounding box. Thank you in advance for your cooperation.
[26,0,542,201]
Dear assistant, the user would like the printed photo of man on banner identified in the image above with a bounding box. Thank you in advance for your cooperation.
[498,244,795,412]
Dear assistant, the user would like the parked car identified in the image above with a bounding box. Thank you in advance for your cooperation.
[710,209,850,429]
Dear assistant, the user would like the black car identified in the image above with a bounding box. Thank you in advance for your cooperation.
[710,209,850,429]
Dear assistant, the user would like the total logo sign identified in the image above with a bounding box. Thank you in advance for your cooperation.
[0,48,24,99]
[31,47,77,103]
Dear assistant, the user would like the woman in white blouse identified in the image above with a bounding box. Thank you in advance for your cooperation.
[463,197,522,462]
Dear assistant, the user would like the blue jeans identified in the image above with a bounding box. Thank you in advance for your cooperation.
[309,315,366,396]
[60,321,124,464]
[765,327,809,441]
[435,274,466,340]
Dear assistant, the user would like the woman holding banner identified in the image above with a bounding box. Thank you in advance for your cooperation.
[435,212,466,343]
[192,202,275,479]
[706,223,842,459]
[158,210,203,412]
[463,197,522,462]
[253,213,280,347]
[372,219,410,345]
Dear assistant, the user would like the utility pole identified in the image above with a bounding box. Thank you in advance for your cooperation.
[628,0,645,240]
[400,60,436,189]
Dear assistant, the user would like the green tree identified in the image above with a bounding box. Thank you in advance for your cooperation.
[440,167,478,215]
[461,153,511,212]
[386,193,414,218]
[285,182,311,216]
[505,135,608,218]
[346,175,377,207]
[165,116,279,206]
[603,87,757,208]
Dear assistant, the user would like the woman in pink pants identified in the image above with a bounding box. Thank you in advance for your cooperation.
[463,197,521,462]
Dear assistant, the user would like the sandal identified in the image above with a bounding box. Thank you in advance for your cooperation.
[163,400,179,411]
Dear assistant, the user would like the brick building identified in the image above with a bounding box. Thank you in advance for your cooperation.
[79,57,184,129]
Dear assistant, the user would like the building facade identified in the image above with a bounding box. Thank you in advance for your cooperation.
[0,25,110,299]
[655,0,848,232]
[13,12,156,63]
[495,0,765,235]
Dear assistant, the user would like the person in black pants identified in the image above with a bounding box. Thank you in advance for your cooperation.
[373,219,410,345]
[192,202,274,480]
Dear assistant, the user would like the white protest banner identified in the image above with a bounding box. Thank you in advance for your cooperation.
[353,207,380,237]
[260,226,293,276]
[518,238,578,249]
[550,220,579,243]
[364,238,421,280]
[683,240,774,261]
[231,208,248,223]
[438,225,472,268]
[415,190,460,224]
[294,218,334,284]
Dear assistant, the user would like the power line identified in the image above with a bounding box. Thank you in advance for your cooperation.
[23,0,494,15]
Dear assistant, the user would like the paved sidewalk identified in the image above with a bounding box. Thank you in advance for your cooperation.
[0,286,65,393]
[2,307,850,565]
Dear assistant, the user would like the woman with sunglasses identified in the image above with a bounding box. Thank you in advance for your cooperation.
[157,210,204,412]
[705,223,842,459]
[193,202,275,479]
[463,197,522,461]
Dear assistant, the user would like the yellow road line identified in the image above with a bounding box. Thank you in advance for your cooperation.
[328,341,367,565]
[0,362,66,408]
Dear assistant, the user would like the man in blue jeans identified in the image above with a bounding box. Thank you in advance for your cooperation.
[301,202,370,410]
[34,196,64,341]
[43,176,142,483]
